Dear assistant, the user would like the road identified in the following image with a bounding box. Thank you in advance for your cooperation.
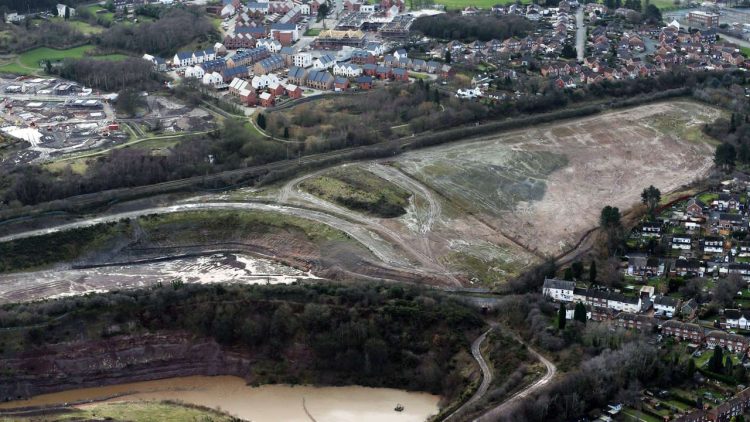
[274,162,460,285]
[0,201,456,282]
[576,8,585,62]
[474,339,557,422]
[443,329,492,422]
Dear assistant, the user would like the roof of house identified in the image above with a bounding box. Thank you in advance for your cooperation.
[288,66,306,78]
[334,76,348,85]
[355,75,372,83]
[653,295,679,307]
[307,69,334,83]
[543,278,575,291]
[279,46,294,55]
[271,23,297,30]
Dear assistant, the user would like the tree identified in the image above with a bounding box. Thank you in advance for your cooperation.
[572,261,584,280]
[115,88,144,117]
[558,302,566,330]
[715,142,737,170]
[686,358,696,377]
[444,50,451,64]
[738,142,750,164]
[257,113,267,130]
[283,127,289,139]
[713,273,743,307]
[709,345,724,373]
[564,268,574,281]
[725,354,734,375]
[589,261,597,283]
[64,5,70,19]
[574,302,587,324]
[641,185,661,218]
[643,4,662,23]
[561,43,576,59]
[600,206,623,254]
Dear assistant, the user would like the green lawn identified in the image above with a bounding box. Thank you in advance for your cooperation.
[436,0,529,9]
[742,47,750,58]
[305,28,322,36]
[622,408,662,422]
[697,192,719,204]
[86,5,115,23]
[0,46,130,75]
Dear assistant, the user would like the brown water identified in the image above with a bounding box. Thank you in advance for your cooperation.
[0,375,441,422]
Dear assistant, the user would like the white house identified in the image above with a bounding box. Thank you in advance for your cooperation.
[333,63,362,77]
[184,65,205,79]
[313,54,336,70]
[221,3,236,17]
[725,309,750,330]
[173,51,194,67]
[672,235,692,250]
[606,294,641,313]
[393,48,408,61]
[293,53,313,68]
[202,71,224,87]
[251,73,280,89]
[542,278,575,302]
[57,3,75,17]
[256,38,282,53]
[653,295,679,318]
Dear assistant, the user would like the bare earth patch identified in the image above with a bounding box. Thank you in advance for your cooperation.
[395,100,722,258]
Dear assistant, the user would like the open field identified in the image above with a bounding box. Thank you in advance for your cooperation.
[300,166,412,217]
[435,0,529,9]
[394,100,723,257]
[0,46,128,75]
[0,401,240,422]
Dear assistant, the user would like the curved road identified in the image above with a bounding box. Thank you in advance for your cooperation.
[474,338,557,422]
[443,328,493,422]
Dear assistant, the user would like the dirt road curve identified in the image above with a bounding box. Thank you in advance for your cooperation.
[443,328,492,422]
[474,340,557,422]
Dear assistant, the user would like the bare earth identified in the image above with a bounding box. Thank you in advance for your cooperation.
[0,100,724,293]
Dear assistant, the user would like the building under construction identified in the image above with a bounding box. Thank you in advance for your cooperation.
[314,29,366,50]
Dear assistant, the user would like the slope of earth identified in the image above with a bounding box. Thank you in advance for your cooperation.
[394,100,722,257]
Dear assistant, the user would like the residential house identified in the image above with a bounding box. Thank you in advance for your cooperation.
[662,320,704,342]
[253,55,285,75]
[256,38,283,53]
[703,236,725,254]
[653,295,679,317]
[392,67,408,81]
[333,76,349,91]
[355,75,373,89]
[682,298,699,319]
[616,313,656,331]
[294,53,313,68]
[333,63,362,77]
[719,213,745,231]
[725,309,750,330]
[259,91,274,107]
[542,278,575,302]
[686,197,707,217]
[305,69,334,90]
[252,73,281,90]
[313,54,336,70]
[705,330,750,353]
[286,84,303,99]
[287,66,307,85]
[672,235,692,250]
[642,221,662,238]
[201,71,224,87]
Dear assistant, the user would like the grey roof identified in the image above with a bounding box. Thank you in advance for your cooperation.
[288,66,307,79]
[271,23,297,30]
[543,278,575,291]
[334,76,348,84]
[355,75,372,83]
[279,47,294,55]
[654,295,678,307]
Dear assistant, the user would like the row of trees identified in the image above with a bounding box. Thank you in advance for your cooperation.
[2,282,484,401]
[411,13,533,42]
[55,58,160,91]
[95,7,217,56]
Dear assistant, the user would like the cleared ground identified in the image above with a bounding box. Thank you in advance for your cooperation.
[300,166,412,218]
[395,100,722,257]
[0,100,726,292]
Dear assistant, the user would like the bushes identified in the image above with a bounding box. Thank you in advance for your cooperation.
[0,282,485,399]
[411,13,533,41]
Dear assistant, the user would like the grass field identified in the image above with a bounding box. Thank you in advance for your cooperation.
[7,401,240,422]
[436,0,529,10]
[85,5,115,23]
[0,46,129,75]
[300,166,413,218]
[305,28,322,36]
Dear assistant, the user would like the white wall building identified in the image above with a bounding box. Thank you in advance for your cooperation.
[293,53,313,68]
[542,278,575,302]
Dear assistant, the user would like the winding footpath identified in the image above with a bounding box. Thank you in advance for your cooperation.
[474,338,557,422]
[443,329,493,422]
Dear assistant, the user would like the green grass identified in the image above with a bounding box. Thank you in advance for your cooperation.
[300,166,413,218]
[698,192,719,205]
[437,0,529,9]
[18,46,125,68]
[1,401,240,422]
[622,408,662,422]
[742,47,750,58]
[305,28,322,36]
[0,62,32,75]
[138,210,351,244]
[86,5,115,23]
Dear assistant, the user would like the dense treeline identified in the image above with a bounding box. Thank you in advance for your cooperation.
[95,7,217,56]
[0,119,286,207]
[55,58,160,91]
[0,283,484,398]
[0,0,91,14]
[411,13,533,41]
[0,21,86,53]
